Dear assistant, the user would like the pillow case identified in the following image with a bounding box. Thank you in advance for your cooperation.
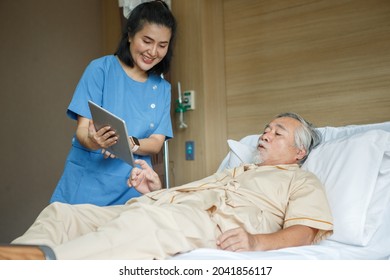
[217,135,259,172]
[225,139,257,169]
[318,121,390,143]
[302,129,390,246]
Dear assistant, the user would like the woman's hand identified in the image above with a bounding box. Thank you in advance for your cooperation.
[127,159,162,194]
[76,116,118,159]
[87,120,118,159]
[87,120,118,149]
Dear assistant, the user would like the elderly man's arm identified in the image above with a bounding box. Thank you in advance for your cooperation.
[217,225,318,252]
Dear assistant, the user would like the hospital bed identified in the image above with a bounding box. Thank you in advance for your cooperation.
[172,121,390,260]
[10,121,390,260]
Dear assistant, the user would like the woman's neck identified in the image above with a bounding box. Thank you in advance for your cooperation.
[117,57,148,82]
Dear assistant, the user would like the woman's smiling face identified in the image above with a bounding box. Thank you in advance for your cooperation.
[129,22,171,73]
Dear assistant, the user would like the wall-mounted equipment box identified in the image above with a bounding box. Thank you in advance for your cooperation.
[183,90,195,110]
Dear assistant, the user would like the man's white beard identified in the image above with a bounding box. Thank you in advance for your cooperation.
[252,151,264,165]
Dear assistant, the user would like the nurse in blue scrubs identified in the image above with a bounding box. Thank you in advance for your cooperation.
[50,1,177,206]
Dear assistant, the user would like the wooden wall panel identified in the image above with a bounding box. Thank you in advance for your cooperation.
[158,0,390,186]
[170,0,227,185]
[101,0,122,54]
[224,0,390,140]
[169,0,205,186]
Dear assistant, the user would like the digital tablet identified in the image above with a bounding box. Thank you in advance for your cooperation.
[88,100,135,166]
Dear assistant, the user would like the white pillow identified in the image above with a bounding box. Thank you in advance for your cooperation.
[217,135,259,172]
[318,121,390,142]
[302,130,390,246]
[217,121,390,172]
[225,139,257,169]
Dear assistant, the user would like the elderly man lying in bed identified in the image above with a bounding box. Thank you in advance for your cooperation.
[0,112,333,260]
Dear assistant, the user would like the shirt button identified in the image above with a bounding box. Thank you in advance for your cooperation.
[150,123,155,128]
[150,104,156,109]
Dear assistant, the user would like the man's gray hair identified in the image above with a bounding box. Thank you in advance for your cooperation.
[276,112,322,165]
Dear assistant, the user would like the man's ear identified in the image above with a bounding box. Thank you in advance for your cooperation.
[296,148,307,160]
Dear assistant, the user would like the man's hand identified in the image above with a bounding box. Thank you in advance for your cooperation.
[127,159,162,194]
[217,227,258,252]
[217,225,318,252]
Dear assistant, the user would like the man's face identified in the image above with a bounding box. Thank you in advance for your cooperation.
[256,117,306,166]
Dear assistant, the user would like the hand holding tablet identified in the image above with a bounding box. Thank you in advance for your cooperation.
[88,100,135,166]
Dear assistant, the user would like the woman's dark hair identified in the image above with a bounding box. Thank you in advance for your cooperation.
[115,0,177,75]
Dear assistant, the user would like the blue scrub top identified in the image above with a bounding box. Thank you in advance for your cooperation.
[50,55,173,206]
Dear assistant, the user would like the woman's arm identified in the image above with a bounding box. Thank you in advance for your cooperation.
[131,134,166,156]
